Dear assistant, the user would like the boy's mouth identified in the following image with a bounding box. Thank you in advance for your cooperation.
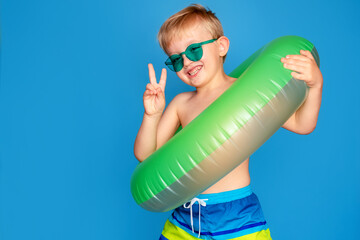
[187,65,202,76]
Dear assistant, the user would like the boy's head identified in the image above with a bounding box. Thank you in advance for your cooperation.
[158,4,224,57]
[157,4,230,86]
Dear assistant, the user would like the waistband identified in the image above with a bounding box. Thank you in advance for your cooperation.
[194,185,253,205]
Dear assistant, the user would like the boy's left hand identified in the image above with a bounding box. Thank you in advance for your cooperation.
[281,50,323,89]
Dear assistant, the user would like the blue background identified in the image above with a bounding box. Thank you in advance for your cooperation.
[1,0,359,239]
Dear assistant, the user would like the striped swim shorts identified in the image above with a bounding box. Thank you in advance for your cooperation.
[159,185,272,240]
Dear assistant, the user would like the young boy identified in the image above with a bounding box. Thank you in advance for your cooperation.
[134,4,323,240]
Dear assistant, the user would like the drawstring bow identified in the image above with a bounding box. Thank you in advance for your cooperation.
[183,198,208,238]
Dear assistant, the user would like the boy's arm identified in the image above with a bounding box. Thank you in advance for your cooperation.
[134,64,181,162]
[281,50,323,135]
[134,97,180,162]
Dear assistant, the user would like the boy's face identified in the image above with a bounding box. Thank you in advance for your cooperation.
[166,24,224,88]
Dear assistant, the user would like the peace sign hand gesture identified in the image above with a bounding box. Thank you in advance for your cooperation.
[143,63,167,117]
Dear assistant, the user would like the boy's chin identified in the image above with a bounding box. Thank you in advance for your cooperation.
[189,77,207,88]
[178,74,198,85]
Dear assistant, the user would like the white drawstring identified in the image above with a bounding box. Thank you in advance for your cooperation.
[183,197,208,238]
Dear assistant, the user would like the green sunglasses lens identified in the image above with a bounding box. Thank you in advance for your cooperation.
[185,43,203,62]
[165,58,175,71]
[169,55,183,72]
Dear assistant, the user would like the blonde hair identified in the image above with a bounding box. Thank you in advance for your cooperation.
[158,4,224,57]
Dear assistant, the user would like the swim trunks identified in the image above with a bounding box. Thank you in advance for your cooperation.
[159,185,272,240]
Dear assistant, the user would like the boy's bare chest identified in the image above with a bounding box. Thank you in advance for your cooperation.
[178,95,219,128]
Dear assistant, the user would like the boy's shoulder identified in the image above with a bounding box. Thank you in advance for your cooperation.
[166,91,196,120]
[170,91,196,105]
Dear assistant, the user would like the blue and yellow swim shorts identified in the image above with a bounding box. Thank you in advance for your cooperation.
[159,185,272,240]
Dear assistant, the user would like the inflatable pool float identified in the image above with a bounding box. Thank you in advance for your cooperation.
[131,35,320,212]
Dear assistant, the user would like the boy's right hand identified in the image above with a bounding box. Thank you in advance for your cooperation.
[143,63,167,117]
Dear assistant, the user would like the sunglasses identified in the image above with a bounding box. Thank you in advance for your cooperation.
[165,39,217,72]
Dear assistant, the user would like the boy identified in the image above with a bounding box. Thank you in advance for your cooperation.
[134,4,323,240]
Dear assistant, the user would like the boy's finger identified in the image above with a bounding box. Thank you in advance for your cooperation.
[284,55,311,63]
[159,68,167,90]
[291,71,305,80]
[156,87,163,95]
[281,58,309,67]
[148,63,157,85]
[146,83,155,91]
[144,89,154,97]
[300,50,315,60]
[283,63,305,73]
[157,88,164,98]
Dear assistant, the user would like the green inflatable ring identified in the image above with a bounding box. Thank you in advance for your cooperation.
[131,36,320,212]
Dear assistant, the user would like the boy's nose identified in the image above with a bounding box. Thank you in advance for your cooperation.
[181,54,192,69]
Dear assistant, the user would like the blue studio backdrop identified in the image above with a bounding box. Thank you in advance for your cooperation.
[1,0,359,239]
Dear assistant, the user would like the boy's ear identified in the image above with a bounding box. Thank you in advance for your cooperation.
[217,36,230,57]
